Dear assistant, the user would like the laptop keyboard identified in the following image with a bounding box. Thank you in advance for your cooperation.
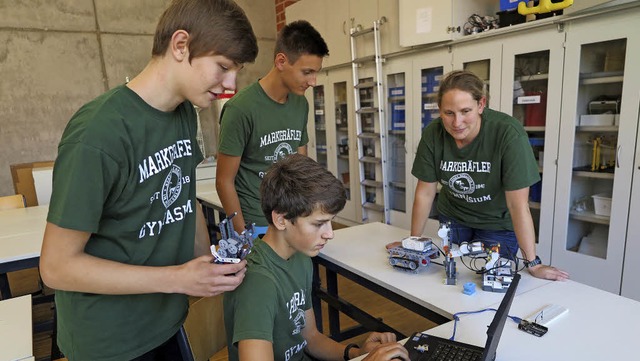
[428,342,483,361]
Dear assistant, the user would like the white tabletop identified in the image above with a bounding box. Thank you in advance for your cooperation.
[0,295,33,361]
[411,279,640,361]
[323,222,552,320]
[0,206,48,265]
[196,180,222,210]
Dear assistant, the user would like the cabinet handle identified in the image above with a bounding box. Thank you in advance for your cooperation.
[616,145,621,168]
[343,20,346,35]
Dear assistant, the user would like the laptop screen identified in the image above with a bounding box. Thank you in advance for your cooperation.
[481,273,521,360]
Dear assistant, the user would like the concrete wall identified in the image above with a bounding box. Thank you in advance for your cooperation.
[0,0,276,197]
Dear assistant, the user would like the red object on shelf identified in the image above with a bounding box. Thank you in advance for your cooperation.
[525,91,547,126]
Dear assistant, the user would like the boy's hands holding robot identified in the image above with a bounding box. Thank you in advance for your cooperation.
[175,256,247,297]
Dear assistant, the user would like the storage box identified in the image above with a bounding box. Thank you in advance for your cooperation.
[500,0,522,11]
[388,86,405,97]
[529,181,542,203]
[579,114,615,126]
[592,193,612,217]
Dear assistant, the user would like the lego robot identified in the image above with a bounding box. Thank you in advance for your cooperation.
[387,236,439,273]
[437,223,515,292]
[210,212,255,264]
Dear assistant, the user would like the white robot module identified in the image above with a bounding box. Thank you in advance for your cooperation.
[437,223,515,293]
[387,236,439,273]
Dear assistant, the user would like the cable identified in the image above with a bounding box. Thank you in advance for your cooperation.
[450,308,522,341]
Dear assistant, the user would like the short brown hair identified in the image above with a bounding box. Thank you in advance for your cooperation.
[274,20,329,64]
[438,70,486,107]
[260,154,346,225]
[152,0,258,64]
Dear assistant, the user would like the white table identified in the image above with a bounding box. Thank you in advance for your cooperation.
[0,206,48,299]
[0,295,33,361]
[315,222,552,338]
[396,279,640,361]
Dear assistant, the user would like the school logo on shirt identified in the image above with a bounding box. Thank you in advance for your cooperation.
[449,173,475,194]
[287,289,306,335]
[162,164,182,208]
[265,143,295,163]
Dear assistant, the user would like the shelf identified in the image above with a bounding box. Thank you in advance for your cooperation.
[516,73,549,82]
[361,179,383,188]
[529,201,541,210]
[388,96,405,102]
[362,202,384,212]
[336,126,349,132]
[355,81,377,89]
[575,125,618,132]
[422,92,437,99]
[569,210,610,225]
[389,130,405,135]
[573,170,615,180]
[356,107,379,114]
[524,126,545,132]
[390,181,406,189]
[360,156,382,164]
[358,132,379,139]
[580,71,624,85]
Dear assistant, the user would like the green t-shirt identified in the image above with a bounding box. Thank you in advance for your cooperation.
[218,81,309,227]
[412,108,540,230]
[47,85,203,361]
[224,240,313,361]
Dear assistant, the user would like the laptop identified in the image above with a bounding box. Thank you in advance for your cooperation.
[404,273,521,361]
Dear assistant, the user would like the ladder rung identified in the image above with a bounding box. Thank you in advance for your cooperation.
[358,132,379,139]
[356,107,378,114]
[362,179,383,188]
[362,202,384,212]
[353,55,376,64]
[351,27,375,37]
[360,156,381,164]
[355,81,377,89]
[390,181,406,189]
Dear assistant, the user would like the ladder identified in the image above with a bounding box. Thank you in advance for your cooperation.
[351,18,389,223]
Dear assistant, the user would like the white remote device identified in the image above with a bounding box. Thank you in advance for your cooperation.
[526,304,568,327]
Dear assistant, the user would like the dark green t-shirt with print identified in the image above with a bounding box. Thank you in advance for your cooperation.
[224,240,313,361]
[412,108,540,230]
[47,85,203,361]
[218,81,309,227]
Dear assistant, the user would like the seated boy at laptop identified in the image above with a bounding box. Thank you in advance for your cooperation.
[224,154,409,361]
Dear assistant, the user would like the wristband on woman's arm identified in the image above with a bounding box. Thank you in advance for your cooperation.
[343,343,360,361]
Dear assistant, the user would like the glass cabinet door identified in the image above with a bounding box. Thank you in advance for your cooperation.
[312,86,327,167]
[387,72,406,214]
[500,27,565,263]
[452,40,502,110]
[334,81,351,201]
[554,17,640,293]
[420,66,443,130]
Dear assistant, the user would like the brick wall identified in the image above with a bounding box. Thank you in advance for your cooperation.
[275,0,300,31]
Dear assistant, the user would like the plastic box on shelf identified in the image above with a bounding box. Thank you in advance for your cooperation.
[592,193,612,216]
[391,103,406,130]
[579,114,616,126]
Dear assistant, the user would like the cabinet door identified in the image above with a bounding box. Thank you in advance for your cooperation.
[411,49,453,230]
[325,68,359,223]
[499,27,565,263]
[306,73,328,166]
[384,58,413,230]
[552,10,640,293]
[399,0,453,46]
[622,108,640,301]
[378,0,402,55]
[452,39,502,110]
[323,0,351,68]
[285,0,325,33]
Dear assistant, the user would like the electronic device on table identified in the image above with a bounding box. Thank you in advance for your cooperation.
[404,273,521,361]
